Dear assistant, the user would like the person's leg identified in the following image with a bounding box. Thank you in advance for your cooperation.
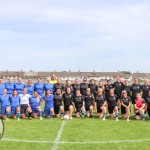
[69,105,73,119]
[36,106,42,120]
[81,106,85,119]
[50,108,54,118]
[114,106,119,121]
[16,107,20,120]
[6,107,11,120]
[101,106,106,120]
[27,107,32,120]
[60,105,64,119]
[126,107,130,121]
[89,105,94,118]
[139,109,145,121]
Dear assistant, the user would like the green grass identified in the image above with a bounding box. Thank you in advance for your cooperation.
[1,113,150,150]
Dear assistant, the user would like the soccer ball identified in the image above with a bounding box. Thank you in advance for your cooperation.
[63,115,70,120]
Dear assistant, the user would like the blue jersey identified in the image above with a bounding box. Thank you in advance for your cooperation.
[26,85,34,95]
[29,96,41,108]
[9,96,20,107]
[43,94,54,108]
[44,83,54,93]
[0,94,10,107]
[34,82,44,96]
[5,82,15,95]
[0,83,5,95]
[15,82,26,94]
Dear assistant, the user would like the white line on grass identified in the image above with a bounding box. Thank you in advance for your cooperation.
[51,120,66,150]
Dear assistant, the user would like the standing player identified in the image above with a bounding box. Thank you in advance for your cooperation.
[63,80,74,94]
[73,90,85,118]
[14,77,26,94]
[95,88,107,120]
[145,90,150,119]
[50,73,57,84]
[104,80,113,100]
[44,77,54,94]
[80,77,88,96]
[0,89,11,120]
[54,78,63,93]
[19,88,32,120]
[107,89,119,121]
[9,90,21,120]
[122,80,131,97]
[141,79,150,101]
[97,80,105,92]
[0,78,5,115]
[88,79,97,97]
[84,88,94,118]
[63,87,73,119]
[121,90,131,121]
[41,90,54,118]
[72,79,80,95]
[34,77,44,97]
[5,77,15,96]
[54,89,64,119]
[29,91,43,120]
[26,79,34,95]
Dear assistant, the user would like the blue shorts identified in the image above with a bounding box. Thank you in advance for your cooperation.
[44,106,54,116]
[31,107,39,114]
[11,106,20,115]
[1,106,10,115]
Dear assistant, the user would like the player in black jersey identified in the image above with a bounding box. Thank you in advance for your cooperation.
[73,90,85,118]
[63,80,74,94]
[95,88,107,120]
[97,80,105,91]
[88,79,97,97]
[54,89,64,119]
[141,79,150,100]
[80,77,88,96]
[107,89,119,121]
[72,79,80,94]
[54,78,63,93]
[121,90,131,121]
[104,80,113,100]
[122,80,131,97]
[63,87,73,119]
[84,88,94,118]
[145,90,150,119]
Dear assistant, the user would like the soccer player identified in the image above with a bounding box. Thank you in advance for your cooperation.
[121,90,131,121]
[72,79,80,95]
[44,77,54,94]
[29,91,43,120]
[9,90,21,120]
[84,88,94,118]
[54,78,63,93]
[5,77,15,96]
[54,89,64,119]
[34,76,44,97]
[141,79,150,100]
[73,90,85,118]
[107,89,119,121]
[80,77,88,96]
[26,79,34,95]
[14,77,26,94]
[50,73,57,84]
[88,79,97,97]
[41,90,54,118]
[0,89,11,120]
[0,78,5,115]
[19,88,32,120]
[134,93,146,121]
[122,80,131,97]
[95,88,107,120]
[63,80,74,94]
[104,80,113,100]
[97,80,105,92]
[63,87,73,119]
[145,90,150,119]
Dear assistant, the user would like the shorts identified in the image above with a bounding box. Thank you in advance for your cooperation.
[54,105,62,115]
[44,106,54,116]
[64,105,72,112]
[75,107,82,113]
[31,107,38,114]
[108,105,116,114]
[11,106,20,115]
[116,94,121,100]
[121,106,129,114]
[85,105,93,111]
[97,105,103,113]
[20,104,30,114]
[135,110,141,116]
[1,106,10,115]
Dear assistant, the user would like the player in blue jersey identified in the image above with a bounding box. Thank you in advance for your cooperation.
[41,90,54,118]
[5,77,15,96]
[14,77,26,94]
[29,91,43,120]
[34,76,44,97]
[0,77,5,115]
[44,77,54,94]
[0,89,11,120]
[9,90,21,120]
[26,79,34,95]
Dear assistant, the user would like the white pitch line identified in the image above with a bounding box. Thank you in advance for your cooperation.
[51,120,66,150]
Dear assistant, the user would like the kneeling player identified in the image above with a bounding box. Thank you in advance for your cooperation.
[134,93,146,121]
[73,90,85,118]
[54,89,64,119]
[9,90,21,120]
[0,89,11,120]
[107,89,119,121]
[41,90,54,118]
[84,88,94,118]
[63,87,73,119]
[121,90,131,121]
[29,91,43,120]
[145,90,150,119]
[95,88,107,120]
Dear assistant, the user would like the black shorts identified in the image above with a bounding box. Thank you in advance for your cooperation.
[54,105,62,114]
[121,106,128,114]
[97,105,103,113]
[21,104,30,114]
[147,106,150,117]
[135,110,141,116]
[116,94,121,100]
[75,107,82,113]
[64,105,72,112]
[108,105,116,114]
[85,105,93,111]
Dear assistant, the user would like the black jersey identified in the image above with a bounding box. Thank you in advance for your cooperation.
[104,84,113,99]
[54,83,63,92]
[107,95,117,106]
[63,93,73,106]
[54,93,63,106]
[88,84,97,95]
[80,83,88,96]
[63,85,74,94]
[130,84,141,98]
[121,96,131,106]
[141,85,150,99]
[122,85,131,97]
[84,94,94,107]
[113,82,124,95]
[73,95,84,108]
[145,96,150,106]
[72,84,80,94]
[95,94,106,107]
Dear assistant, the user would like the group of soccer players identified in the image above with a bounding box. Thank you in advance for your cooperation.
[0,73,149,122]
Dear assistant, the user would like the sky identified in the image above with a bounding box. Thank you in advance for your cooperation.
[0,0,150,73]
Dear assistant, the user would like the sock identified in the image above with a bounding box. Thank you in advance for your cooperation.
[90,112,93,116]
[17,112,20,118]
[115,112,118,118]
[141,113,145,118]
[38,110,42,118]
[82,110,85,116]
[28,113,32,118]
[6,112,10,118]
[50,113,53,118]
[61,112,64,116]
[103,113,106,119]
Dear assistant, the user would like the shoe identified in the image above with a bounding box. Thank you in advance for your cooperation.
[102,117,106,121]
[28,117,32,120]
[61,115,64,120]
[6,118,9,121]
[116,117,119,121]
[40,117,43,120]
[127,118,129,122]
[142,118,145,121]
[70,116,73,120]
[82,115,85,119]
[90,115,93,118]
[17,118,20,121]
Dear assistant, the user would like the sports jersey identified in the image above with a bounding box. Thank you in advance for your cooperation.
[84,94,94,107]
[72,84,80,94]
[19,94,31,105]
[34,82,44,96]
[88,84,97,95]
[121,96,131,106]
[26,85,34,95]
[107,95,117,106]
[29,96,42,108]
[131,84,141,99]
[44,83,54,93]
[50,79,57,84]
[5,82,15,95]
[14,82,26,94]
[113,82,124,96]
[43,94,54,108]
[54,83,63,92]
[104,84,113,99]
[80,83,88,96]
[63,85,74,94]
[63,93,73,106]
[0,83,5,95]
[135,99,145,108]
[141,85,150,99]
[73,95,84,108]
[122,85,131,97]
[95,94,106,107]
[0,94,10,107]
[9,96,20,107]
[54,93,63,106]
[145,96,150,106]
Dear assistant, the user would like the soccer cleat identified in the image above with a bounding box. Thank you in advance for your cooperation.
[70,116,73,120]
[90,115,93,118]
[142,118,145,121]
[82,115,85,119]
[127,118,129,122]
[40,117,43,120]
[102,117,106,121]
[28,117,32,120]
[61,115,64,120]
[116,117,119,121]
[6,118,9,121]
[17,118,20,121]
